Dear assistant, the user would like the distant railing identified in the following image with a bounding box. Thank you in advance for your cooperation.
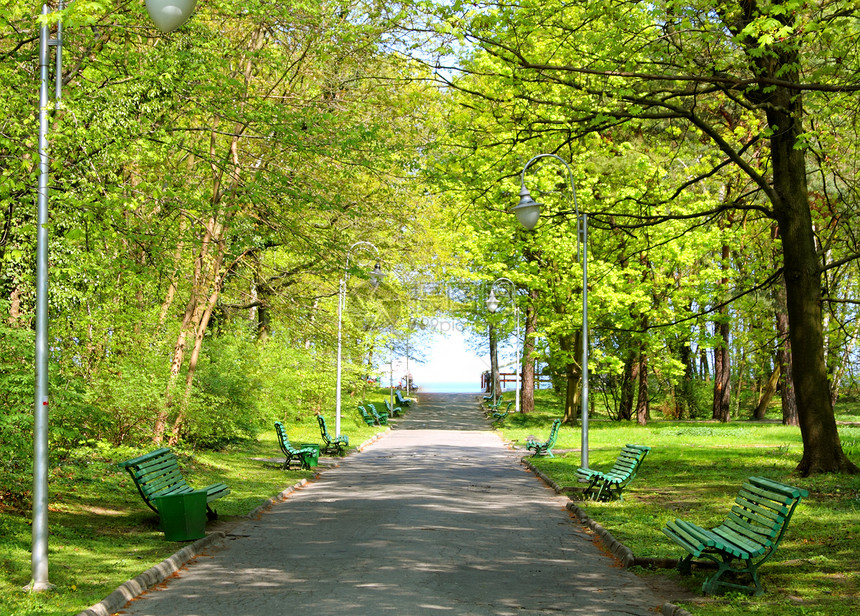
[481,372,553,391]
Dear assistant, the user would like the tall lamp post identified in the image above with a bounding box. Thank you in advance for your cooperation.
[485,278,521,414]
[30,0,199,592]
[336,241,382,437]
[510,154,589,469]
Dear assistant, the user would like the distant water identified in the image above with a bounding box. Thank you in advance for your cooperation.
[417,382,552,394]
[419,382,483,394]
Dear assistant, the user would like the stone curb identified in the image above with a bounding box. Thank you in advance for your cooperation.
[520,457,694,616]
[75,530,227,616]
[76,431,391,616]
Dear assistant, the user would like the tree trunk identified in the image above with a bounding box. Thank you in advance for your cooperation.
[754,363,780,420]
[764,82,857,474]
[712,242,732,421]
[635,350,649,426]
[712,316,731,421]
[521,286,538,413]
[619,350,636,421]
[775,292,799,427]
[489,323,499,400]
[560,332,581,424]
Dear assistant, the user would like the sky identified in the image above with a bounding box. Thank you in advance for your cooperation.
[392,328,491,393]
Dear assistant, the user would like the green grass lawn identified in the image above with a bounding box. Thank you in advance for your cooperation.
[2,390,857,616]
[0,400,391,616]
[496,395,860,616]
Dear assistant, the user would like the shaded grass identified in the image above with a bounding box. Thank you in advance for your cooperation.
[497,399,860,616]
[0,405,392,616]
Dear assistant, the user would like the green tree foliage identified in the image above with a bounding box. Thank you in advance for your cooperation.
[0,1,442,502]
[416,0,860,473]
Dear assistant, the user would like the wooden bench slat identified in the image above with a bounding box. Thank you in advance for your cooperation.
[739,485,793,510]
[735,495,787,520]
[728,506,782,532]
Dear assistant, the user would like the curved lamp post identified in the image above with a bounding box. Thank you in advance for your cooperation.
[30,1,199,592]
[511,154,589,469]
[336,242,383,437]
[485,278,520,415]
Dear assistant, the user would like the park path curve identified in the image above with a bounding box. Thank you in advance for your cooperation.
[118,393,666,615]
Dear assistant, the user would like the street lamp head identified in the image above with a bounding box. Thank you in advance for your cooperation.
[511,185,541,230]
[485,288,500,313]
[146,0,198,32]
[369,263,384,288]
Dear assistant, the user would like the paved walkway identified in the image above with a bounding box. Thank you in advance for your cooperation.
[119,393,668,615]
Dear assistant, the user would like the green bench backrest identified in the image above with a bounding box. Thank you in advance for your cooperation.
[118,448,192,508]
[546,419,562,446]
[721,476,808,550]
[275,421,299,454]
[606,444,651,479]
[317,415,331,440]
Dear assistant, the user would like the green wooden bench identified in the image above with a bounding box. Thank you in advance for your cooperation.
[384,399,403,417]
[118,448,229,520]
[484,395,505,413]
[526,418,562,457]
[491,401,513,422]
[395,391,412,406]
[366,403,389,425]
[575,444,651,501]
[358,405,375,426]
[317,415,349,455]
[662,476,808,595]
[274,421,319,470]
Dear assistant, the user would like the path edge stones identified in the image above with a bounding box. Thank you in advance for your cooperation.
[520,456,694,616]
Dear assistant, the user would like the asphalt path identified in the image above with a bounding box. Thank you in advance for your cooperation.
[118,393,667,615]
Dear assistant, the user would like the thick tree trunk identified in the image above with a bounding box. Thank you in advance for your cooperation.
[765,87,857,474]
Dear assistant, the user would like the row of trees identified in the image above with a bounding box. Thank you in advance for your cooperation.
[417,0,860,474]
[0,1,445,502]
[1,0,858,512]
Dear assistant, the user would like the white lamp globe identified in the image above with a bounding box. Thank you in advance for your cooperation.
[146,0,198,33]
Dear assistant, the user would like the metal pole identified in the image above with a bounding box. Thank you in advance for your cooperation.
[515,153,588,468]
[514,303,520,414]
[580,213,589,470]
[31,3,53,592]
[389,346,394,411]
[335,276,345,437]
[335,241,379,437]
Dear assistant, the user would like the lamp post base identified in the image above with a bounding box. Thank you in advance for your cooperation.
[24,580,55,593]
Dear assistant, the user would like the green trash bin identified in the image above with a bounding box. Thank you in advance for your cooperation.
[153,490,207,542]
[299,444,320,467]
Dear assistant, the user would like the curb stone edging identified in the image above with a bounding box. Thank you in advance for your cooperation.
[77,474,313,616]
[520,457,693,616]
[75,530,226,616]
[662,603,695,616]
